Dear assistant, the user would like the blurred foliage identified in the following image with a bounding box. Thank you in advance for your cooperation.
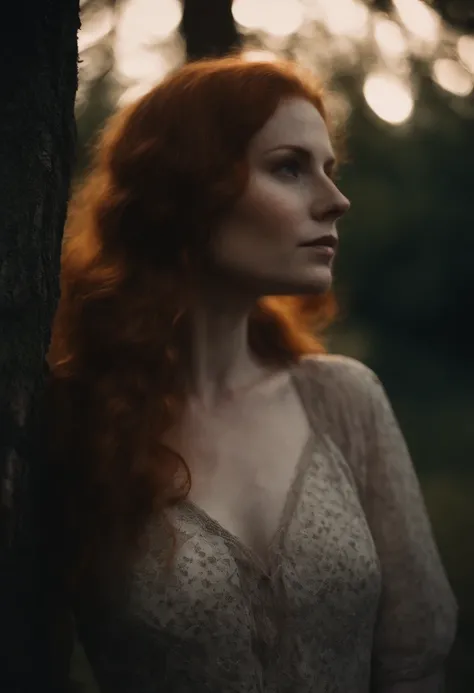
[331,71,474,473]
[329,70,474,691]
[79,0,474,33]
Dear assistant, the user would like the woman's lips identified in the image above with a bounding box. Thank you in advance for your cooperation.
[299,234,338,258]
[301,244,335,258]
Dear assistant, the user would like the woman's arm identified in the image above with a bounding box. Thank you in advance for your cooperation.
[360,370,458,692]
[296,355,457,691]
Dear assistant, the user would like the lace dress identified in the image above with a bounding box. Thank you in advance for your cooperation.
[74,355,458,693]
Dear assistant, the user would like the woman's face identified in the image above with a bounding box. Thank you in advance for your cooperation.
[206,97,350,298]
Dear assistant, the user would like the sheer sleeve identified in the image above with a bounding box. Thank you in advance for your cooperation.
[361,370,458,690]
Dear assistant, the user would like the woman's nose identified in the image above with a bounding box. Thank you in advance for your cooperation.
[313,190,351,223]
[335,192,351,219]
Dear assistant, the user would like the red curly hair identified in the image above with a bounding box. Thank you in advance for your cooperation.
[47,55,339,597]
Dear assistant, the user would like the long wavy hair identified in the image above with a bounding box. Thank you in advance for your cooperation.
[47,55,340,598]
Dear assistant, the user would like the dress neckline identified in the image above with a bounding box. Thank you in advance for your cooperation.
[181,429,315,578]
[180,362,317,578]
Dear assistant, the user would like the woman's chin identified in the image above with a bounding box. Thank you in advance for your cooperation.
[249,266,334,297]
[296,266,334,295]
[266,275,333,297]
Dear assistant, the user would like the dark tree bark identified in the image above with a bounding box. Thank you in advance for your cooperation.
[0,1,80,691]
[181,0,241,61]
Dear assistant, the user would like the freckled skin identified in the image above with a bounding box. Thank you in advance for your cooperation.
[205,97,351,298]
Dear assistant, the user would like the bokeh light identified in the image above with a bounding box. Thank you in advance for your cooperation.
[432,59,473,96]
[457,35,474,74]
[233,0,305,37]
[319,0,370,40]
[242,50,279,62]
[232,0,269,31]
[373,16,408,59]
[363,73,414,124]
[77,0,474,127]
[392,0,441,46]
[117,80,159,107]
[119,0,182,43]
[263,0,305,37]
[114,0,182,82]
[77,6,114,54]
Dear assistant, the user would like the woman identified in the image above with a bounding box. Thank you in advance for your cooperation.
[47,56,457,692]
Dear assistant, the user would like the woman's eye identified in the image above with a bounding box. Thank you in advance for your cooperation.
[274,157,302,179]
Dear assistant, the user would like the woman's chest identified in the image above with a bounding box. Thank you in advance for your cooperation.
[161,380,312,563]
[131,446,381,650]
[79,451,382,693]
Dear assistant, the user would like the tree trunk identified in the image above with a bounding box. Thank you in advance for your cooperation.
[0,1,79,691]
[181,0,241,61]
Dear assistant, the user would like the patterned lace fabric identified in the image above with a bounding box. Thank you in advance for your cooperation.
[75,355,458,693]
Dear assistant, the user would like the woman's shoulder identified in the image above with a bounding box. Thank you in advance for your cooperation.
[291,353,387,450]
[292,354,385,493]
[297,352,382,405]
[295,354,402,456]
